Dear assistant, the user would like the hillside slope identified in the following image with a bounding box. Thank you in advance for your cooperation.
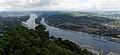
[0,25,92,55]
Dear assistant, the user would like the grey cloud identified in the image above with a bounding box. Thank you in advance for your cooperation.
[0,0,52,8]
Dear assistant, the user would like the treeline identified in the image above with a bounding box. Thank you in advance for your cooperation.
[0,25,92,55]
[45,14,120,38]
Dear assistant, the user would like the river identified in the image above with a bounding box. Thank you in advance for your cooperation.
[22,14,38,29]
[23,14,120,54]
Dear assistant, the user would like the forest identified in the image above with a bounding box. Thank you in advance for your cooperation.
[44,13,120,38]
[0,25,92,55]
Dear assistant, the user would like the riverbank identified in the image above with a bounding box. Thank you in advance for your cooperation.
[45,20,120,43]
[40,18,120,54]
[80,45,120,55]
[45,20,120,54]
[21,14,93,55]
[44,13,120,40]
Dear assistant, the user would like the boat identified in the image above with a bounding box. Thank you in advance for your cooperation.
[93,37,106,42]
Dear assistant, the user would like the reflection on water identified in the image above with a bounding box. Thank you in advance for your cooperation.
[22,14,38,29]
[41,18,120,54]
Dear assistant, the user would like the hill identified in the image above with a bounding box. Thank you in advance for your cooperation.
[0,25,92,55]
[44,13,120,38]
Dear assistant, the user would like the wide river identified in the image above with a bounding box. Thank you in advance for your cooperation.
[22,14,38,30]
[23,14,120,54]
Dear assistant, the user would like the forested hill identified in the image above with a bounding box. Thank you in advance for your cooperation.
[45,13,120,38]
[0,25,92,55]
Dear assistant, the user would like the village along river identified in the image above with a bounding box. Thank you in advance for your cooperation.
[23,14,120,54]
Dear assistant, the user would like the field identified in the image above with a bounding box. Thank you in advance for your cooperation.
[70,13,88,17]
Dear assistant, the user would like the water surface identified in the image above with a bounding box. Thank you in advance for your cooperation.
[40,18,120,54]
[22,14,120,54]
[22,14,38,29]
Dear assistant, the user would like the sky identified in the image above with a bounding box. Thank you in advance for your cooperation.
[0,0,120,11]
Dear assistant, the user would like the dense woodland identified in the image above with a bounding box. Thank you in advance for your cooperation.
[0,25,92,55]
[44,14,120,38]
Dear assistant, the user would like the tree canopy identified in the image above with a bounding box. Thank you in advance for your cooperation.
[0,25,92,55]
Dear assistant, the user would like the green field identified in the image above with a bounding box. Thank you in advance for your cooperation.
[70,13,88,17]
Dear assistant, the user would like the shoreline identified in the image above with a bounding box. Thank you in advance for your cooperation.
[41,18,120,55]
[45,20,120,43]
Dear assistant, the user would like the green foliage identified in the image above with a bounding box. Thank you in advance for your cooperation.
[70,13,88,17]
[45,13,120,38]
[0,25,91,55]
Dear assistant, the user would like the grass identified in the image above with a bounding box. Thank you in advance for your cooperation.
[70,13,88,17]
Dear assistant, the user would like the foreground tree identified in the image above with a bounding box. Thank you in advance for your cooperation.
[0,25,92,55]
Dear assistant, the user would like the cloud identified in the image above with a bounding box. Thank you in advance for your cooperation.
[0,0,52,11]
[82,0,120,11]
[0,0,119,11]
[0,0,51,8]
[40,0,120,11]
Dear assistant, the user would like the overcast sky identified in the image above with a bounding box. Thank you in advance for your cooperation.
[0,0,120,11]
